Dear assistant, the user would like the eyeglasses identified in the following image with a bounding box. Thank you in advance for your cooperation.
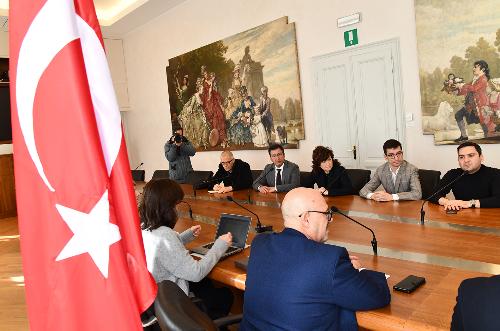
[270,152,284,158]
[386,151,403,159]
[298,209,334,223]
[220,159,234,165]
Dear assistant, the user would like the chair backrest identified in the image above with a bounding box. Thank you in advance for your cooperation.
[300,171,311,187]
[131,170,145,182]
[251,170,263,182]
[155,280,217,331]
[185,171,213,187]
[418,169,441,199]
[152,170,169,180]
[346,169,371,193]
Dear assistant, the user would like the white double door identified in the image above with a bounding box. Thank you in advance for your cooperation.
[312,39,404,170]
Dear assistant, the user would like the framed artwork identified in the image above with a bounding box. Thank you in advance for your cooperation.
[166,17,304,151]
[415,0,500,145]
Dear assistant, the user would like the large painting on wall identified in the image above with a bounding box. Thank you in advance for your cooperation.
[415,0,500,145]
[166,17,304,151]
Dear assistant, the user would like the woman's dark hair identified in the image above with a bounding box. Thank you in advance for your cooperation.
[139,179,184,231]
[474,60,490,80]
[312,146,340,172]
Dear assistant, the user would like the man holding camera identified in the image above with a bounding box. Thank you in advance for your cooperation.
[164,127,196,183]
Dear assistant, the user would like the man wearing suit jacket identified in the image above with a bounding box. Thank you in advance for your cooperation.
[252,143,300,193]
[360,139,422,201]
[450,275,500,331]
[241,188,391,331]
[212,150,252,193]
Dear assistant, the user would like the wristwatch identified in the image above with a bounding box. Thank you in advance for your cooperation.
[469,199,476,208]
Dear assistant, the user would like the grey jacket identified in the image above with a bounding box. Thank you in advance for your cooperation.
[252,160,300,193]
[359,160,422,200]
[164,141,196,183]
[142,226,228,295]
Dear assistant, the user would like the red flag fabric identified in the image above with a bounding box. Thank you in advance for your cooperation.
[9,0,157,329]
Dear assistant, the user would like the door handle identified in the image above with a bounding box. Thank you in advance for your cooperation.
[347,146,357,159]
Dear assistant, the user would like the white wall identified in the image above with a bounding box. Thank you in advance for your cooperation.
[121,0,500,179]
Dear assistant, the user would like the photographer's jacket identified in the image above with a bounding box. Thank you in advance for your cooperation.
[164,139,196,183]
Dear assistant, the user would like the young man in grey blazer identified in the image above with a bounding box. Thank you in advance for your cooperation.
[253,143,300,193]
[360,139,422,201]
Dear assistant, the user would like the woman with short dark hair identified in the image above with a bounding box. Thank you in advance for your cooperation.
[305,146,354,196]
[140,179,233,318]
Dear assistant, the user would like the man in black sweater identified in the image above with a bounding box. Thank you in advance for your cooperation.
[212,151,253,193]
[430,142,500,210]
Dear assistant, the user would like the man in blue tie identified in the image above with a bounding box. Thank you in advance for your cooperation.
[241,187,391,331]
[252,143,300,193]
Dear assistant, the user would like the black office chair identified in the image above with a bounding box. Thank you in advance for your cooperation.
[346,169,371,193]
[418,169,441,199]
[185,171,213,188]
[154,280,242,331]
[251,170,263,182]
[152,170,169,180]
[131,170,145,182]
[300,171,312,187]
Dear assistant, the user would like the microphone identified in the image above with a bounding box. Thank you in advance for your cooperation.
[420,170,468,225]
[330,205,378,255]
[133,162,144,171]
[226,196,273,233]
[193,174,231,198]
[178,200,193,220]
[254,166,274,190]
[195,174,231,190]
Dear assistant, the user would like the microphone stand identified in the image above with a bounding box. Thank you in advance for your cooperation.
[420,171,468,225]
[253,167,274,190]
[193,174,231,199]
[330,206,378,255]
[226,196,273,233]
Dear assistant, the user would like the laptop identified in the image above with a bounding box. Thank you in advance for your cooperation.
[191,213,251,259]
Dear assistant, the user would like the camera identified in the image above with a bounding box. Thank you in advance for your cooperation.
[174,133,183,143]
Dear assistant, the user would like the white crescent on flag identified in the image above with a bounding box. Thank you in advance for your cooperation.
[16,0,122,193]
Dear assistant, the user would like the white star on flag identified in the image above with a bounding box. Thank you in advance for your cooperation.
[55,190,121,278]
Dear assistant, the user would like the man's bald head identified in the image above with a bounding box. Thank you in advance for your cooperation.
[221,150,234,159]
[220,150,235,172]
[281,188,330,242]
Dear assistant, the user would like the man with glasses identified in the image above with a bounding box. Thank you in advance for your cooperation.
[360,139,421,201]
[252,143,300,193]
[211,150,252,193]
[430,142,500,210]
[241,188,390,331]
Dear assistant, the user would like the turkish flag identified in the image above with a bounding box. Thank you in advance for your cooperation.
[9,0,156,330]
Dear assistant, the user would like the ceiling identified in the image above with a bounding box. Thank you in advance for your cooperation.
[0,0,185,37]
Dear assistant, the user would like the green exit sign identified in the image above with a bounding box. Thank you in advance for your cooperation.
[344,29,358,47]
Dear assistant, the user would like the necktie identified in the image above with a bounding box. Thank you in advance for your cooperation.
[276,169,282,186]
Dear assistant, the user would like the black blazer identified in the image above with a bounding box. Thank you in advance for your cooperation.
[451,275,500,331]
[213,159,252,191]
[305,165,354,196]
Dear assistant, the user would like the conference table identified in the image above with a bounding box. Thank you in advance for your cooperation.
[137,183,500,330]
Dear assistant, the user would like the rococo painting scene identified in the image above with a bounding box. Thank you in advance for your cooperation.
[415,0,500,145]
[166,17,304,151]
